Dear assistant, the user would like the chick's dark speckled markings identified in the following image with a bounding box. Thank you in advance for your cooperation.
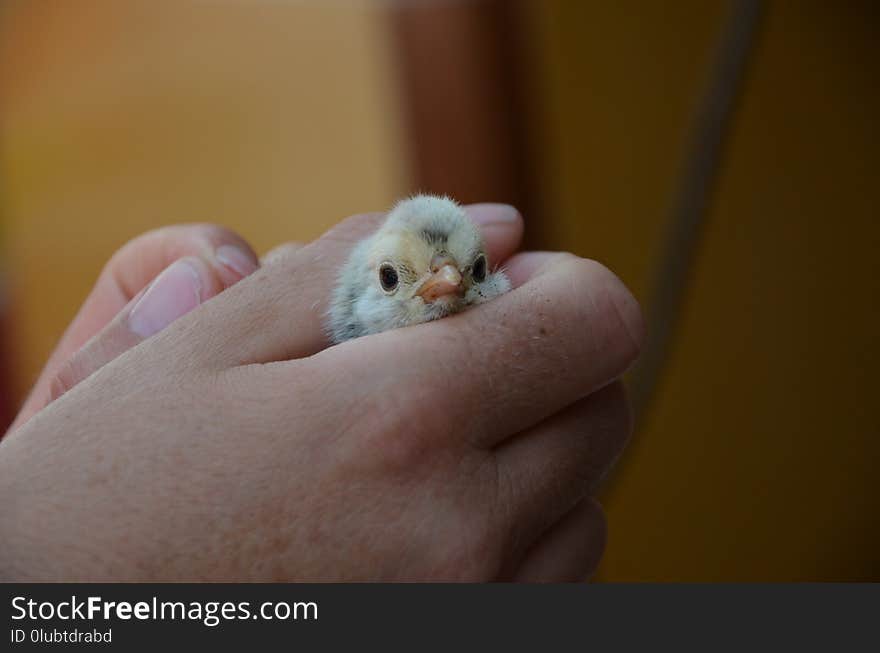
[419,228,448,246]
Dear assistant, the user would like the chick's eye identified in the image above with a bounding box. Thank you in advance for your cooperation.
[472,254,487,282]
[379,263,399,292]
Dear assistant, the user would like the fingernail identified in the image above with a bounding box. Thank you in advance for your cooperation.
[129,259,203,338]
[215,244,258,281]
[467,203,521,225]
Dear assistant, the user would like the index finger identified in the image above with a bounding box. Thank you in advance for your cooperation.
[9,224,259,433]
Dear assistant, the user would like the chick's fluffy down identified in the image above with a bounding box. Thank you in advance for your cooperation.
[327,195,510,343]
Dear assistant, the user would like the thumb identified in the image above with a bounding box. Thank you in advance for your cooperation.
[8,224,258,432]
[48,256,230,403]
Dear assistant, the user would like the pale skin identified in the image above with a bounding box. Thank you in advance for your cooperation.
[0,204,643,581]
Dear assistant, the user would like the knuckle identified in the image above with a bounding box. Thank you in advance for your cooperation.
[336,376,442,474]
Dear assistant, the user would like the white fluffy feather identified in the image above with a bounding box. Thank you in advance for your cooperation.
[328,195,510,343]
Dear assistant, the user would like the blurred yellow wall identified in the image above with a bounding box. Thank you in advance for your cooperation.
[530,0,879,580]
[0,0,406,393]
[2,0,877,580]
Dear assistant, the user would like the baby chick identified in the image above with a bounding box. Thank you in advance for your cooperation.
[328,195,511,343]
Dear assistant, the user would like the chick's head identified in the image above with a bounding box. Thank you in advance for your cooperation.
[347,195,509,336]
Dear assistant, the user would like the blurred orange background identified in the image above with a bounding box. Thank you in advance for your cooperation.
[1,0,877,580]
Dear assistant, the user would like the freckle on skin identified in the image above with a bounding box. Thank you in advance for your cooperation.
[539,327,547,336]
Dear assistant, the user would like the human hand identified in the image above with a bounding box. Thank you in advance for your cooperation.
[0,205,641,581]
[9,223,260,432]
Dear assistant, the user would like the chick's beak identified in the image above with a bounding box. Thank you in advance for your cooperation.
[416,264,464,303]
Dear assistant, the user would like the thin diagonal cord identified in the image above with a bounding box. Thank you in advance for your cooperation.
[629,0,764,427]
[0,4,12,433]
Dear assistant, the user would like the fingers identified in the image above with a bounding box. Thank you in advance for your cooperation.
[47,255,244,403]
[508,497,607,583]
[494,381,632,549]
[187,203,525,367]
[10,224,259,429]
[107,223,258,300]
[314,253,643,450]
